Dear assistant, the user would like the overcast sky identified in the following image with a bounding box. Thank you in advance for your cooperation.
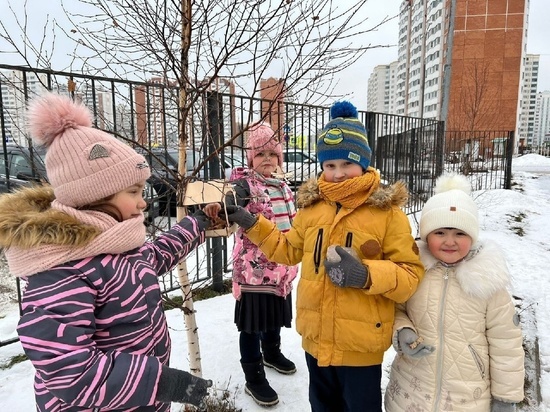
[0,0,548,110]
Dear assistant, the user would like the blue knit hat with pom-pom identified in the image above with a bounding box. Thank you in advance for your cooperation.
[316,101,371,170]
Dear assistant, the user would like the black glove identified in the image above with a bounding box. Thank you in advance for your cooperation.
[324,246,368,288]
[156,366,212,408]
[397,328,435,358]
[190,209,211,231]
[218,205,257,230]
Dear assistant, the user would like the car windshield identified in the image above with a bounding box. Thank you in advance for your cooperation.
[0,145,47,184]
[284,151,315,163]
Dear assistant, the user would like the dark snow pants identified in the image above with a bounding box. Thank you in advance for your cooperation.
[305,352,382,412]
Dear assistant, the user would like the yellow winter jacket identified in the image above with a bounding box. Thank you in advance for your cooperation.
[244,178,424,367]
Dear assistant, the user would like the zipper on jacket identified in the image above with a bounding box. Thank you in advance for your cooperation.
[468,344,486,380]
[433,267,450,412]
[314,228,324,274]
[345,233,353,248]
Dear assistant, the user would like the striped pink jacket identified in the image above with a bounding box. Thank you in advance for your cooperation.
[17,220,205,412]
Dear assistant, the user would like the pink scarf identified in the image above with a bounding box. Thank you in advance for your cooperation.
[6,200,146,278]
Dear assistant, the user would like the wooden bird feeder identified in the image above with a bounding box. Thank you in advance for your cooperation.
[182,179,238,237]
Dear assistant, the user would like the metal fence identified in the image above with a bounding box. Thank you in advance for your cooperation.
[443,130,514,191]
[0,65,514,347]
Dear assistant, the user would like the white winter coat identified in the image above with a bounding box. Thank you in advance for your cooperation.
[384,240,524,412]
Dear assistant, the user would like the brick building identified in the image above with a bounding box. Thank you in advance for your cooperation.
[259,77,286,137]
[395,0,528,135]
[446,0,527,132]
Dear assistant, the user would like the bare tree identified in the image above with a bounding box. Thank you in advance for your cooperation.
[447,60,506,175]
[0,0,394,378]
[448,59,502,132]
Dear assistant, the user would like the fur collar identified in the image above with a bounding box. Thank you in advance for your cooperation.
[1,185,147,278]
[417,240,511,300]
[0,185,101,249]
[295,178,409,209]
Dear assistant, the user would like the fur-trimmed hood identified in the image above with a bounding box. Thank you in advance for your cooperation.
[0,185,147,278]
[295,177,409,209]
[386,239,523,410]
[0,185,101,250]
[417,239,511,300]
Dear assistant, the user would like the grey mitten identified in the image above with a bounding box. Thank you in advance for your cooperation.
[398,328,435,358]
[218,205,257,230]
[324,246,368,288]
[491,400,516,412]
[156,366,212,408]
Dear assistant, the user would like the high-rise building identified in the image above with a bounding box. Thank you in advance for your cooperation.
[395,0,446,119]
[394,0,528,135]
[202,76,238,148]
[260,77,286,136]
[134,76,238,149]
[534,90,550,150]
[0,70,49,144]
[367,62,399,113]
[80,88,114,132]
[135,77,179,147]
[518,54,540,148]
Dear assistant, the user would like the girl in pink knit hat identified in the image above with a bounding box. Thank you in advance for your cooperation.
[0,93,214,411]
[204,122,298,407]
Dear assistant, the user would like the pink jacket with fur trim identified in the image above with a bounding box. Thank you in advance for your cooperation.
[230,167,298,300]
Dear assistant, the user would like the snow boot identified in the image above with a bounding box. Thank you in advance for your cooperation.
[241,360,279,407]
[262,340,297,375]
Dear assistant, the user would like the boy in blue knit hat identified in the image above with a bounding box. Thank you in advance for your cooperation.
[316,100,372,170]
[219,101,424,411]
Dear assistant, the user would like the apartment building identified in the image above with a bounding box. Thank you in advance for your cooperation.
[0,70,121,145]
[367,62,399,113]
[395,0,446,119]
[393,0,528,135]
[134,76,239,149]
[534,90,550,150]
[517,54,540,147]
[260,77,286,136]
[134,77,179,147]
[0,70,49,144]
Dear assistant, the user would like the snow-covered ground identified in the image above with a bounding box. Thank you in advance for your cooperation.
[0,154,549,411]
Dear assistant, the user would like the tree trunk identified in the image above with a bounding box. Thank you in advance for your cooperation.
[175,0,204,384]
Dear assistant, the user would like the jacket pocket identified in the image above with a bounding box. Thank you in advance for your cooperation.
[313,228,323,274]
[468,344,486,380]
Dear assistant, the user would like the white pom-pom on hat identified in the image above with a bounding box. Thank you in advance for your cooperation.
[419,172,479,244]
[433,172,472,195]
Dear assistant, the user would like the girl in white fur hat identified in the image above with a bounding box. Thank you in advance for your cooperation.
[384,173,525,412]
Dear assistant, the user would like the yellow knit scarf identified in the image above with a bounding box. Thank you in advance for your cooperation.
[318,167,380,209]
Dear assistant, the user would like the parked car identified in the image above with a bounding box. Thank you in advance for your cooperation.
[282,150,320,187]
[0,144,160,225]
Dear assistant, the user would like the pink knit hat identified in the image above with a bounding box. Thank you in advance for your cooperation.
[245,122,283,167]
[27,93,151,208]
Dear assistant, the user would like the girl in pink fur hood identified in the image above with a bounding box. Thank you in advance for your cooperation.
[0,93,213,411]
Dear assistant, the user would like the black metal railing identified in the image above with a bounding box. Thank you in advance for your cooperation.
[0,64,514,347]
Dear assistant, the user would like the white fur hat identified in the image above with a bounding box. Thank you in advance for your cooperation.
[419,173,479,244]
